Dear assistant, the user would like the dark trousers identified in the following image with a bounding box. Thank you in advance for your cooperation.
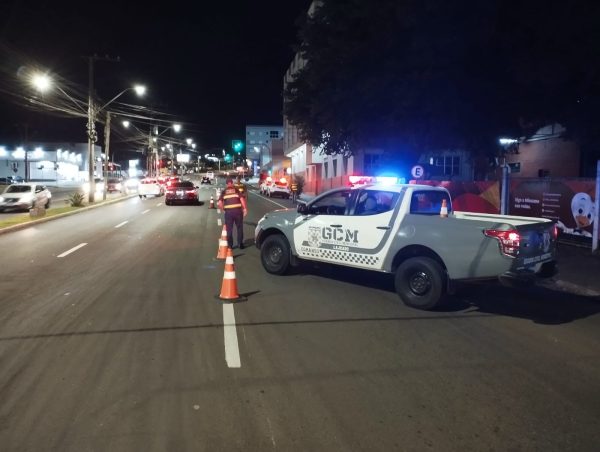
[225,209,244,248]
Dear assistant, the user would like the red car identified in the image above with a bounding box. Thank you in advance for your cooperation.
[165,181,199,205]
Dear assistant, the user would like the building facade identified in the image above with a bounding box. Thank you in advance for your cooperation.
[0,142,103,182]
[245,125,284,173]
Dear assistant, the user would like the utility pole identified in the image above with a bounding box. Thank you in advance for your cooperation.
[103,111,111,201]
[85,54,120,203]
[87,56,97,203]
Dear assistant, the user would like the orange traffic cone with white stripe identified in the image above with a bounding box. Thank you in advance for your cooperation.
[216,225,229,259]
[217,248,246,302]
[440,199,448,217]
[209,196,215,209]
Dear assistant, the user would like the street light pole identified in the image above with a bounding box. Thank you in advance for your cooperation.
[87,56,97,203]
[103,111,111,200]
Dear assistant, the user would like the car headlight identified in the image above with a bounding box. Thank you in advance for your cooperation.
[0,196,4,202]
[115,183,122,190]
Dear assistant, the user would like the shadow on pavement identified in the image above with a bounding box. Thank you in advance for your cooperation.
[294,261,600,324]
[450,283,600,325]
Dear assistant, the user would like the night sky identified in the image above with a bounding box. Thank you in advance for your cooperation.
[0,0,310,157]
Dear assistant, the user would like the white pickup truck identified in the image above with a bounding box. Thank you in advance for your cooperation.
[255,184,558,310]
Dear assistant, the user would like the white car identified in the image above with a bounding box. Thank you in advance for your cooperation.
[267,181,291,199]
[138,178,164,198]
[82,178,105,195]
[0,183,52,212]
[260,179,273,195]
[206,171,215,181]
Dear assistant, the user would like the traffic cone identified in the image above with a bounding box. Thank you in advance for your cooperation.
[216,225,229,259]
[440,199,448,218]
[209,196,215,209]
[217,248,246,302]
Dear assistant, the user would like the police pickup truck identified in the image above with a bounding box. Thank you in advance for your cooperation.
[255,184,558,310]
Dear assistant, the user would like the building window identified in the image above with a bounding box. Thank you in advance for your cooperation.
[435,156,460,176]
[270,131,279,138]
[250,131,255,136]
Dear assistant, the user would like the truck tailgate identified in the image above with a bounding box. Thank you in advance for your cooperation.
[514,221,557,270]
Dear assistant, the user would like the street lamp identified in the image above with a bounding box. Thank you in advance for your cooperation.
[31,72,146,202]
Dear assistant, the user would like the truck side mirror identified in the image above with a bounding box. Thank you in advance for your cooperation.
[297,202,308,215]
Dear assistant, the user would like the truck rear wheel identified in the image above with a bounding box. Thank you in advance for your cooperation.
[261,235,290,275]
[395,257,446,310]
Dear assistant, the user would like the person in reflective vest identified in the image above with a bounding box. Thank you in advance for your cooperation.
[218,177,248,249]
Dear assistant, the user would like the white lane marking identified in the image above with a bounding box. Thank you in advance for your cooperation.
[115,220,129,229]
[57,243,88,258]
[142,209,150,215]
[223,304,241,368]
[217,218,222,226]
[156,203,162,206]
[217,209,221,214]
[249,191,287,209]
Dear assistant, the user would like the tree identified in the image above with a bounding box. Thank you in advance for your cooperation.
[284,0,600,167]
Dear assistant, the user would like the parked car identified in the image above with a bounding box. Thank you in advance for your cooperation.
[165,181,200,205]
[0,183,51,212]
[124,177,141,193]
[0,175,25,185]
[267,180,291,198]
[138,178,164,198]
[255,184,558,310]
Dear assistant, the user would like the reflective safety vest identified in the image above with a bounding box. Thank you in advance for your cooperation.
[222,187,243,209]
[234,183,246,197]
[291,183,298,192]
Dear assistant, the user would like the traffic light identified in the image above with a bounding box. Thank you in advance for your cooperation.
[232,140,244,153]
[224,154,232,162]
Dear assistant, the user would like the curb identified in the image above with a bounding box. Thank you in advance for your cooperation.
[538,279,600,298]
[0,194,138,236]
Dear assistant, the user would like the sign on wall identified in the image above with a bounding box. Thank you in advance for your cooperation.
[510,179,596,242]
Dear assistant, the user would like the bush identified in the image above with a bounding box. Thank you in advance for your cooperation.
[68,192,85,207]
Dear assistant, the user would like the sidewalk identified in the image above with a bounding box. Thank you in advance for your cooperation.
[544,243,600,297]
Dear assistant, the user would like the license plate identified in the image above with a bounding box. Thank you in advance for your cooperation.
[176,191,184,196]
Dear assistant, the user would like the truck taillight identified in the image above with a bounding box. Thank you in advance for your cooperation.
[552,224,558,240]
[484,229,520,257]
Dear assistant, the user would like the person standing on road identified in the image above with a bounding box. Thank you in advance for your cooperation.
[218,177,248,249]
[291,180,298,203]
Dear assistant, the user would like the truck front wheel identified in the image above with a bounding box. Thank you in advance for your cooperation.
[395,257,446,310]
[261,235,290,275]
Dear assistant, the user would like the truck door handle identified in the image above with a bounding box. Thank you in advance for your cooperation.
[330,224,342,227]
[376,226,390,230]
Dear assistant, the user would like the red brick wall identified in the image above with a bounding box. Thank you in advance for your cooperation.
[506,138,580,177]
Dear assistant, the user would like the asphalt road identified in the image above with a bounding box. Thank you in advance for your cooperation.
[0,179,599,451]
